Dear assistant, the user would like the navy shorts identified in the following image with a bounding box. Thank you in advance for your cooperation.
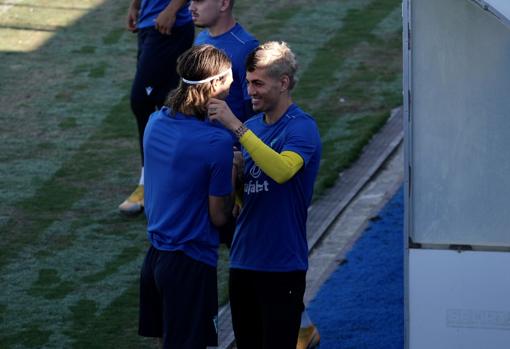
[139,246,218,348]
[229,268,306,349]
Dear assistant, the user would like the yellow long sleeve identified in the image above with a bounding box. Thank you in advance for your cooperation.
[239,130,304,184]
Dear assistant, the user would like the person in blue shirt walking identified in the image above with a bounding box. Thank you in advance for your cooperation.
[208,41,322,349]
[119,0,194,216]
[138,44,236,348]
[190,0,259,123]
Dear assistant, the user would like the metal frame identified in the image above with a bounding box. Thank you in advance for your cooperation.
[402,1,411,347]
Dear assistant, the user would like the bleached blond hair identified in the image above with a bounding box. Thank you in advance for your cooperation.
[246,41,298,90]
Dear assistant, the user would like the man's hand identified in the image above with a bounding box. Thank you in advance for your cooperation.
[155,8,177,35]
[127,1,139,32]
[208,98,243,132]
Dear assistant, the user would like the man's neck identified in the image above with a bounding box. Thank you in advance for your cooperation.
[264,96,293,125]
[208,15,236,37]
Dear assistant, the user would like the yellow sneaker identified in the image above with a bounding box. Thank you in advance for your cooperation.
[118,185,144,216]
[297,325,320,349]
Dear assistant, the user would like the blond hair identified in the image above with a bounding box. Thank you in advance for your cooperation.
[246,41,298,90]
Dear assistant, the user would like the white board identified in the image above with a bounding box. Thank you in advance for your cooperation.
[409,249,510,349]
[409,0,510,247]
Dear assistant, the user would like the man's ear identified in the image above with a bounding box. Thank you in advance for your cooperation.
[211,76,227,93]
[211,79,220,93]
[280,75,290,93]
[220,0,231,12]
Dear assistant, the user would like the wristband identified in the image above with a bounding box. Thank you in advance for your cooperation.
[233,124,249,139]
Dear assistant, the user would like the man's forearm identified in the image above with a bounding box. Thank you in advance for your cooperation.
[239,130,304,184]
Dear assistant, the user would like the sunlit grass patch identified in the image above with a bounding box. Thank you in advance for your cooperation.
[0,0,106,52]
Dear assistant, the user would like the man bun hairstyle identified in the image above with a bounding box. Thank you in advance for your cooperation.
[166,44,232,120]
[245,41,298,90]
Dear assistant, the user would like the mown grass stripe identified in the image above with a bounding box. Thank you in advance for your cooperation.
[233,0,306,30]
[295,0,401,107]
[0,0,136,218]
[0,95,135,271]
[249,4,303,40]
[0,325,52,349]
[247,0,373,73]
[1,235,147,348]
[1,279,148,349]
[82,246,142,284]
[315,50,401,194]
[64,280,153,349]
[235,0,402,197]
[290,0,402,196]
[0,91,146,344]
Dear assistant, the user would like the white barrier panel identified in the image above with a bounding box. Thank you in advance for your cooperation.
[409,249,510,349]
[409,0,510,247]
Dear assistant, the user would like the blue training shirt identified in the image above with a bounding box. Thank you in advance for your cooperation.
[143,107,233,267]
[138,0,192,29]
[230,104,322,272]
[195,23,259,122]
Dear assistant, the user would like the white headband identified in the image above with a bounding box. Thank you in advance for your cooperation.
[182,68,231,85]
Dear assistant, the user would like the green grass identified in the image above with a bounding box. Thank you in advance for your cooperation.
[0,0,402,347]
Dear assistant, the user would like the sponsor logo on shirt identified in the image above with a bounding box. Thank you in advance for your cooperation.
[245,165,269,194]
[244,180,269,194]
[249,165,262,178]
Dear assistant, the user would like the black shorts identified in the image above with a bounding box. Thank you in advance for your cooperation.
[229,268,306,349]
[139,246,218,349]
